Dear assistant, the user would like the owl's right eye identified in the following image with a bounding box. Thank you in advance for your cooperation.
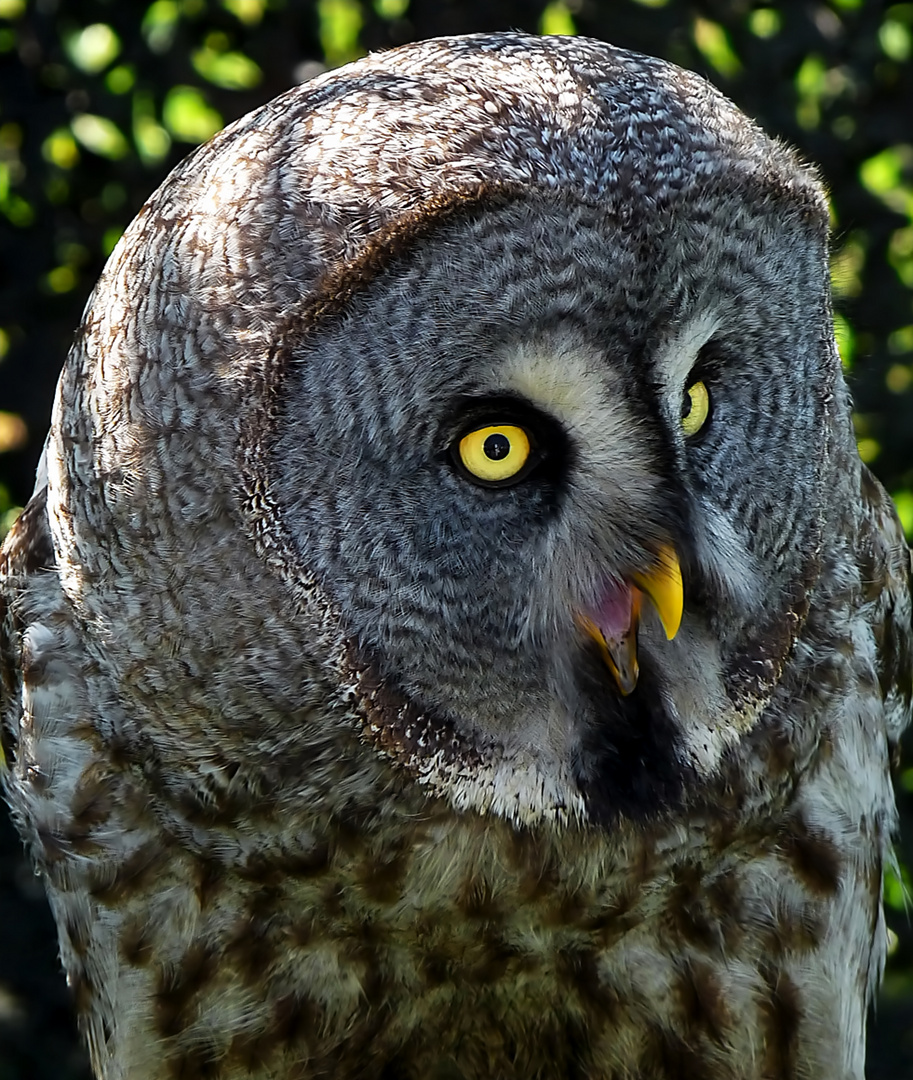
[456,423,534,486]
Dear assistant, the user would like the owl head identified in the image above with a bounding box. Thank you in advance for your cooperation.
[47,33,856,832]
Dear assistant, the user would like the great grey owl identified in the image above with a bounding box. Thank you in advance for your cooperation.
[1,30,910,1080]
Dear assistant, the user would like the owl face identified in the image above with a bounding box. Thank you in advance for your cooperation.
[32,32,854,834]
[272,185,838,825]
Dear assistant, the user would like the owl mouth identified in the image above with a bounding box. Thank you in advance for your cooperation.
[576,546,683,696]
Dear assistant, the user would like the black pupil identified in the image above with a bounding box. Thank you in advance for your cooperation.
[484,432,511,460]
[682,390,693,419]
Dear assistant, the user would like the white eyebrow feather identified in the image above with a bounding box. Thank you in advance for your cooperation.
[655,310,723,407]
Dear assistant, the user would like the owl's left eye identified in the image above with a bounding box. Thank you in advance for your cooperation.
[456,423,534,486]
[681,380,711,437]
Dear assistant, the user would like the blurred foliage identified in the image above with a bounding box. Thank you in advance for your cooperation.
[0,1,911,1078]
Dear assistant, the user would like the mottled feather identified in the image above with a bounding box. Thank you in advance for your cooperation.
[1,32,910,1080]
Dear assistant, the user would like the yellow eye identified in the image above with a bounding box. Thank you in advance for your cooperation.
[458,424,532,485]
[681,380,710,437]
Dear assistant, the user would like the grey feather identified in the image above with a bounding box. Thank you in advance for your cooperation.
[1,32,909,1080]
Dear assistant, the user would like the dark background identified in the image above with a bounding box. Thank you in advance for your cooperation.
[0,0,911,1076]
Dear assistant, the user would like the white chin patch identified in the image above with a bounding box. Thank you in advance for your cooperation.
[411,741,589,828]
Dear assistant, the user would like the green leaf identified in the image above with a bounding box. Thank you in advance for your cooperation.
[885,859,912,912]
[64,23,121,74]
[886,364,912,393]
[889,226,913,286]
[222,0,267,23]
[860,147,913,219]
[796,54,826,96]
[134,116,171,164]
[42,128,80,169]
[888,324,913,355]
[162,86,223,143]
[106,64,136,94]
[317,0,363,67]
[860,148,905,195]
[70,114,130,159]
[192,44,262,89]
[831,235,866,298]
[132,89,171,164]
[0,191,33,226]
[692,18,741,78]
[748,8,781,39]
[880,17,912,61]
[45,266,79,293]
[143,0,180,53]
[539,1,576,36]
[374,0,408,17]
[794,54,826,129]
[892,490,913,537]
[857,437,880,464]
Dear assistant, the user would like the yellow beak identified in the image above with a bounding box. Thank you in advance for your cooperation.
[577,545,683,696]
[633,544,683,641]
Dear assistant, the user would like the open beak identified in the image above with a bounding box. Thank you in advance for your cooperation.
[576,545,683,696]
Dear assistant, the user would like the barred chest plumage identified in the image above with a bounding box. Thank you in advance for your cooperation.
[9,546,888,1080]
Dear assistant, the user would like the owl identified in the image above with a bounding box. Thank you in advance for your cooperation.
[1,30,910,1080]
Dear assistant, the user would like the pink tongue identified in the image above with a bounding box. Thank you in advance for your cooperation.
[590,579,635,642]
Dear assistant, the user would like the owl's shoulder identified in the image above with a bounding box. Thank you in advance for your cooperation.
[0,488,99,838]
[856,466,912,748]
[0,488,57,762]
